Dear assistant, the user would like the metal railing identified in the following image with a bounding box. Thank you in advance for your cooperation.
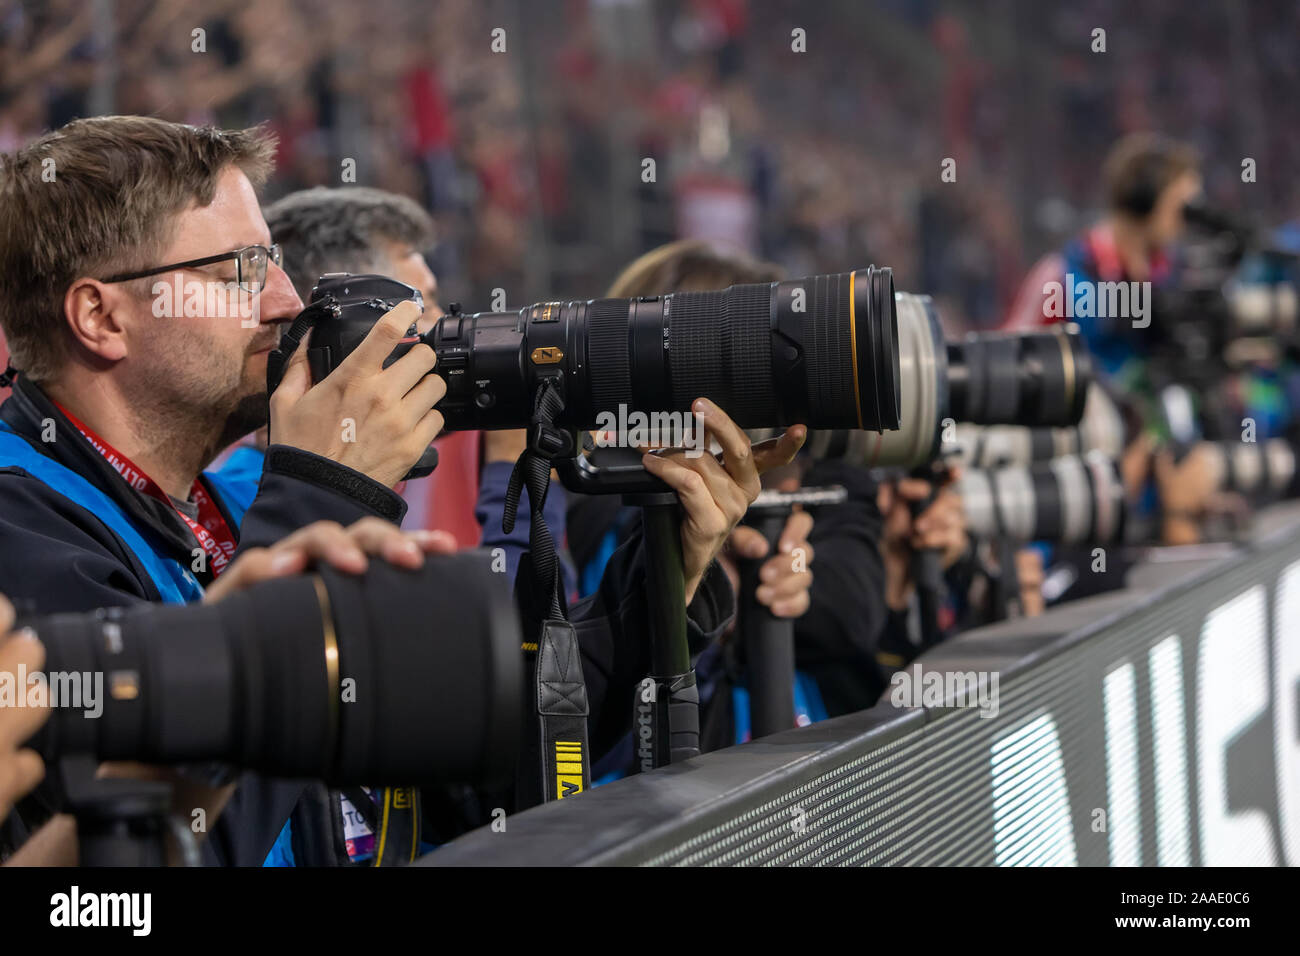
[420,503,1300,866]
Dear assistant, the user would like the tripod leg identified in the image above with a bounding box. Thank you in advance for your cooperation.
[634,496,700,767]
[739,510,796,738]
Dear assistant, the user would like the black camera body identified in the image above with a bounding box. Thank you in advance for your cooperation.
[297,273,427,386]
[281,272,542,432]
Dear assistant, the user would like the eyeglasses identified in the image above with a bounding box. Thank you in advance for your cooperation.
[101,243,283,294]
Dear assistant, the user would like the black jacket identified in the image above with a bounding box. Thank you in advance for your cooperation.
[0,378,735,864]
[791,460,894,716]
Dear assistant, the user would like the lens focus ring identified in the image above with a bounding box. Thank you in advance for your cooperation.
[668,284,776,425]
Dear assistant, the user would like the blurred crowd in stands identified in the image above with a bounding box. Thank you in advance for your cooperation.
[4,0,1299,329]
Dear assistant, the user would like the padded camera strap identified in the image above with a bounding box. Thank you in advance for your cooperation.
[503,379,591,808]
[338,786,420,865]
[265,297,336,396]
[371,787,420,866]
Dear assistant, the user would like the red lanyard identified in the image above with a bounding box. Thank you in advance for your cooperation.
[54,402,237,577]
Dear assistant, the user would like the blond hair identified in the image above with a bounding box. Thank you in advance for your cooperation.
[607,239,783,297]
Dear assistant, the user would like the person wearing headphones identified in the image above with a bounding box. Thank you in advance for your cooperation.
[1003,132,1201,373]
[1003,135,1218,548]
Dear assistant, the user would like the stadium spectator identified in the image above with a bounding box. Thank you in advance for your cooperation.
[1002,133,1201,370]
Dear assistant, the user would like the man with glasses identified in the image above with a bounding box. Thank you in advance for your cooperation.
[102,240,284,294]
[0,116,802,865]
[0,116,459,864]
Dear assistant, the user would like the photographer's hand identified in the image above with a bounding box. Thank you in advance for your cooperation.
[729,509,816,618]
[1016,547,1046,617]
[269,300,448,488]
[1153,442,1219,545]
[641,399,806,604]
[0,595,47,825]
[204,517,457,604]
[878,476,968,611]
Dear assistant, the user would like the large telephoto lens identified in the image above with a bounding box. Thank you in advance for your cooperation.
[946,327,1090,427]
[1201,437,1296,500]
[948,384,1126,469]
[432,268,900,432]
[297,268,901,434]
[958,452,1125,545]
[25,556,521,788]
[796,293,1093,468]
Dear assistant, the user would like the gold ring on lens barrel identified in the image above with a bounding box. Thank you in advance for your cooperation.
[1056,322,1077,414]
[311,575,341,743]
[849,270,863,429]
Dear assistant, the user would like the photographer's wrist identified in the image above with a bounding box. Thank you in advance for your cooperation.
[1162,513,1201,545]
[264,444,407,525]
[882,549,913,610]
[685,559,735,643]
[684,569,704,605]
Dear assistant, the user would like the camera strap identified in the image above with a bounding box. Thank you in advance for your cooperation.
[503,379,591,807]
[265,297,336,396]
[372,787,420,866]
[339,786,420,865]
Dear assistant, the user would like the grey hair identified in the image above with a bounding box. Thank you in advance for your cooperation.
[262,186,435,298]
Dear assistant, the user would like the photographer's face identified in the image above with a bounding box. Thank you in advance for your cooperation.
[384,241,442,334]
[1149,170,1202,248]
[123,166,304,432]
